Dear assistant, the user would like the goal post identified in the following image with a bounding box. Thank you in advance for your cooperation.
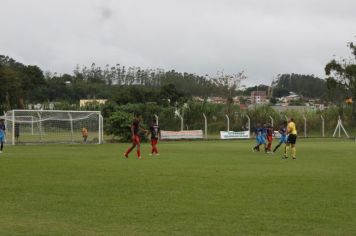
[2,110,103,145]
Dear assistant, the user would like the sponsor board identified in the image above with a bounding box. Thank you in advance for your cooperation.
[220,131,250,139]
[161,130,203,140]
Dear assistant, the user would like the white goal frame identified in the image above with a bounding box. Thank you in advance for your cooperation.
[2,110,104,145]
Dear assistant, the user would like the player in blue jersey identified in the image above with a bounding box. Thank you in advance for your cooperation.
[273,121,288,153]
[261,124,269,153]
[0,119,6,153]
[252,124,261,151]
[252,124,266,152]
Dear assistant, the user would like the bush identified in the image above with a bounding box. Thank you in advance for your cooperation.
[105,110,132,141]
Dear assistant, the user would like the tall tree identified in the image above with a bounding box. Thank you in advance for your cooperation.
[325,41,356,121]
[211,70,247,113]
[271,74,327,98]
[0,55,45,109]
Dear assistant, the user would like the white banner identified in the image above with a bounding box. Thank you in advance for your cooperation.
[273,131,281,138]
[161,130,203,140]
[220,131,250,139]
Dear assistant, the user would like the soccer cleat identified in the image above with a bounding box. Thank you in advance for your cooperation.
[292,157,296,160]
[138,156,143,160]
[282,155,288,159]
[123,153,128,158]
[156,153,160,156]
[149,153,152,156]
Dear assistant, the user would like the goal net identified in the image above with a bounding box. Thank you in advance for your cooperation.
[2,110,103,145]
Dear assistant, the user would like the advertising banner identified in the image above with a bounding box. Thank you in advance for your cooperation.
[161,130,204,140]
[220,131,250,139]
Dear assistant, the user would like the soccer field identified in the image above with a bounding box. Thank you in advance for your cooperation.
[0,139,355,236]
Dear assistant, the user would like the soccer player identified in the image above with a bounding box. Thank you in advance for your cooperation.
[0,119,5,153]
[266,123,273,153]
[252,123,261,151]
[15,123,20,142]
[261,123,269,153]
[284,118,297,159]
[124,114,144,159]
[252,124,267,152]
[273,121,288,153]
[149,118,161,156]
[81,127,88,143]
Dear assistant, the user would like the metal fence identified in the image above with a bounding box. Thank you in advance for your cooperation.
[154,112,354,139]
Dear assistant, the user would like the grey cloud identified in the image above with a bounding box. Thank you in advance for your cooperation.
[0,0,355,86]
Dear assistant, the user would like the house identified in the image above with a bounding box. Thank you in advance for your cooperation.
[239,104,248,110]
[207,97,226,104]
[251,91,267,104]
[80,99,108,107]
[193,96,205,102]
[279,92,300,104]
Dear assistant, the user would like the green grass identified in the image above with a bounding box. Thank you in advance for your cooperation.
[0,139,355,236]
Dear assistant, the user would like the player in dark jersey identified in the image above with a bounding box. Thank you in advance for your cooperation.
[266,123,273,153]
[124,114,144,159]
[149,118,161,156]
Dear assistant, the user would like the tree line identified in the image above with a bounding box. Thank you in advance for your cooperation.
[0,57,245,112]
[0,57,331,110]
[1,39,355,124]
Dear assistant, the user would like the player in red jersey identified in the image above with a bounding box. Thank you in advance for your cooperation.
[124,114,144,159]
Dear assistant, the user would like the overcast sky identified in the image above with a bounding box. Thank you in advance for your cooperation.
[0,0,355,86]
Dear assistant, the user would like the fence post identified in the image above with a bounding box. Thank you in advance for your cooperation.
[68,112,74,143]
[180,114,183,131]
[31,116,34,135]
[303,115,307,138]
[37,112,42,142]
[175,110,184,131]
[98,115,102,144]
[333,116,350,138]
[12,111,15,145]
[245,114,251,138]
[269,115,274,128]
[154,114,159,125]
[320,115,324,137]
[98,114,104,144]
[203,113,207,139]
[225,114,230,132]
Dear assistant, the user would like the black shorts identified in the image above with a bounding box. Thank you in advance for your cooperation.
[287,134,297,144]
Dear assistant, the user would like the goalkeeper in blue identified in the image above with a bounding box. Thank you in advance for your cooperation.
[273,121,288,153]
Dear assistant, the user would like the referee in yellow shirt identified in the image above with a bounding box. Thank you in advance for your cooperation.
[284,118,297,159]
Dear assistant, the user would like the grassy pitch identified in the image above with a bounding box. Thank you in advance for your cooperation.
[0,139,355,236]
